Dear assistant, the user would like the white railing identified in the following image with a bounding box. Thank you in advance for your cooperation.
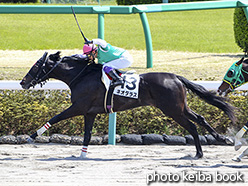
[0,80,69,90]
[1,80,248,90]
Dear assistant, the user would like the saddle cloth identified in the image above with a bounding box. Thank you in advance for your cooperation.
[101,69,140,112]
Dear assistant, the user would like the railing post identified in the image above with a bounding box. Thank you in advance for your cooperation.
[139,12,153,68]
[98,13,104,39]
[108,112,116,145]
[242,7,248,22]
[97,13,117,145]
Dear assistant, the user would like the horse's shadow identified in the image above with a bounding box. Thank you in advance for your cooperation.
[176,164,248,169]
[36,155,248,170]
[36,156,143,162]
[2,156,248,169]
[36,154,195,162]
[152,155,248,169]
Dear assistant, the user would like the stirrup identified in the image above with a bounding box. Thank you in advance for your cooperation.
[110,79,124,87]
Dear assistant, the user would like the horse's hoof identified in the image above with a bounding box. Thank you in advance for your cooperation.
[232,156,241,162]
[194,153,203,160]
[234,141,242,151]
[27,137,34,144]
[79,156,88,160]
[225,137,234,145]
[79,152,88,159]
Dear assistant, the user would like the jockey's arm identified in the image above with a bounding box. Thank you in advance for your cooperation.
[92,39,108,48]
[71,54,88,59]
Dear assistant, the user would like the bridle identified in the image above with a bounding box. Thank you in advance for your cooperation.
[27,52,92,88]
[223,63,248,92]
[27,53,63,88]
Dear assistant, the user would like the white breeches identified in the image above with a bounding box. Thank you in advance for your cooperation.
[102,51,133,70]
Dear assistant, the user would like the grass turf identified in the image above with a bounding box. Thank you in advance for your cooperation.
[0,9,240,52]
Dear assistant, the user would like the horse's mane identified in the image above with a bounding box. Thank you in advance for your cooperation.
[48,51,102,71]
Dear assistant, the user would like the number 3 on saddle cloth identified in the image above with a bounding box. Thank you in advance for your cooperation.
[101,69,140,113]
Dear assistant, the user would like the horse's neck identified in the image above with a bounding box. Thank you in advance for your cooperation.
[49,61,101,86]
[242,63,248,82]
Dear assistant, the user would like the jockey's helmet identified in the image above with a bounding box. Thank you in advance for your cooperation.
[83,44,97,55]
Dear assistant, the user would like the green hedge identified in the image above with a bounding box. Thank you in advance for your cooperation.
[0,90,246,137]
[234,8,248,54]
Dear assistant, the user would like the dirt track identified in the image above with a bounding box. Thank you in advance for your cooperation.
[0,143,247,186]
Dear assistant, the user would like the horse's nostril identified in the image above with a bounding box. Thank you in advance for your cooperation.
[20,80,25,85]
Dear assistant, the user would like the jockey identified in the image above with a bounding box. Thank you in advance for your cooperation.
[83,38,133,87]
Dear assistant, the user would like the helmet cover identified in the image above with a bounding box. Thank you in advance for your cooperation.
[83,44,97,55]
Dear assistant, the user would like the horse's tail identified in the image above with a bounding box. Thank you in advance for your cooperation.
[176,75,236,123]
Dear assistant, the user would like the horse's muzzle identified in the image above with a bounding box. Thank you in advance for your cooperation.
[217,88,232,97]
[217,89,223,96]
[20,79,29,89]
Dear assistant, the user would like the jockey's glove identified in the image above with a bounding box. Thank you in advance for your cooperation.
[84,40,93,45]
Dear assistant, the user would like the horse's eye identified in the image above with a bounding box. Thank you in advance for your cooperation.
[32,65,39,73]
[227,70,235,77]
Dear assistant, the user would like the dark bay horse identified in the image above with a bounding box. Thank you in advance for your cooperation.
[20,52,236,159]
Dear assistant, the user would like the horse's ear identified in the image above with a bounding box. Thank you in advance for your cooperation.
[37,52,48,63]
[49,51,61,61]
[54,51,61,56]
[236,57,244,66]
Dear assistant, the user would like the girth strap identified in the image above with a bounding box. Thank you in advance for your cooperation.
[105,85,115,113]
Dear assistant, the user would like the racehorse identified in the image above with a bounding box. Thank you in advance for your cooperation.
[217,56,248,161]
[20,51,236,159]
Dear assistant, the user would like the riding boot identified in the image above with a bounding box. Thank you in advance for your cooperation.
[108,69,124,87]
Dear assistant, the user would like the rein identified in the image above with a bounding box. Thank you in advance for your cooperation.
[69,63,91,86]
[40,58,63,82]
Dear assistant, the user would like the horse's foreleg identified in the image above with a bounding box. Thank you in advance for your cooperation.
[80,113,96,159]
[28,105,81,142]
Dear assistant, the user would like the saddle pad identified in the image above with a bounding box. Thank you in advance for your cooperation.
[102,69,140,99]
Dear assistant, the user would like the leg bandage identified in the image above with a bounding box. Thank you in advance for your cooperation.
[80,146,88,159]
[236,125,248,139]
[82,146,88,153]
[234,124,248,151]
[37,122,51,136]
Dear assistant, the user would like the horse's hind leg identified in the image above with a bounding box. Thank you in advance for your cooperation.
[170,114,203,159]
[184,107,226,142]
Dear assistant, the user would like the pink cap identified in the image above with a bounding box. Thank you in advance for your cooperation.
[83,44,96,55]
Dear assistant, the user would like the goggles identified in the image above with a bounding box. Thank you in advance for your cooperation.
[223,61,246,90]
